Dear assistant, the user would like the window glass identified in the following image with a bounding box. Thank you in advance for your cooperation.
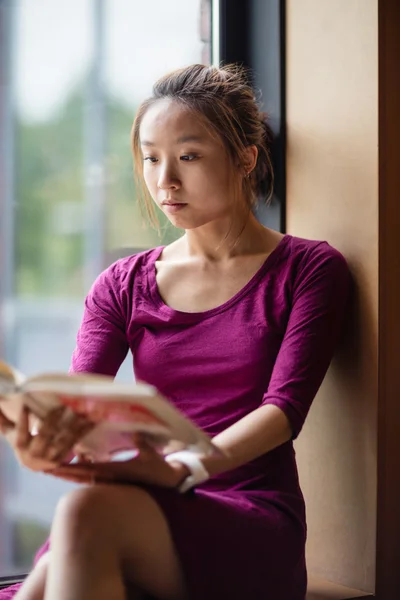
[0,0,211,576]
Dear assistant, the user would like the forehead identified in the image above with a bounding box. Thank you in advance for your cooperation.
[139,98,214,145]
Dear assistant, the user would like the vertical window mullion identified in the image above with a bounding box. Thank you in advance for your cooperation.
[216,0,286,233]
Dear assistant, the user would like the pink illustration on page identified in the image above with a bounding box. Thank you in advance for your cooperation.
[58,394,169,427]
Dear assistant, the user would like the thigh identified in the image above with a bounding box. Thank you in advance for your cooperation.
[145,488,307,600]
[55,484,187,600]
[14,554,49,600]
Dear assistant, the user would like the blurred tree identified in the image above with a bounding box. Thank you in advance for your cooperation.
[15,82,181,298]
[12,518,49,572]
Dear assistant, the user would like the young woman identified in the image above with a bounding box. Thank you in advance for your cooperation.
[0,63,350,600]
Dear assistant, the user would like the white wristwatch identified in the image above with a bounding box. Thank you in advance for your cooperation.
[165,451,209,493]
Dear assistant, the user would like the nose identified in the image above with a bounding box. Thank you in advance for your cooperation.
[157,163,180,190]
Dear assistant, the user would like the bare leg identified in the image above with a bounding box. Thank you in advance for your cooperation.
[13,553,146,600]
[14,554,49,600]
[43,485,187,600]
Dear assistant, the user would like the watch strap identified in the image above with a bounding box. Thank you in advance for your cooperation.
[165,450,209,493]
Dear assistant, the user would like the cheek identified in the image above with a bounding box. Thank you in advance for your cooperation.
[203,159,231,189]
[142,169,158,198]
[192,164,226,192]
[198,168,232,202]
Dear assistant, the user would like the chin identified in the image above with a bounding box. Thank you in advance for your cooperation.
[167,217,212,231]
[163,206,224,230]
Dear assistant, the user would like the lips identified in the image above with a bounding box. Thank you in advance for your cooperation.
[161,201,188,214]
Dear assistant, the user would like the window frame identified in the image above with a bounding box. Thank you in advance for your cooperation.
[216,0,286,232]
[0,575,27,591]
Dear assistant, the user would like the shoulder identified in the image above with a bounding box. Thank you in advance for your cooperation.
[284,234,347,265]
[275,235,351,306]
[282,235,349,280]
[91,246,164,293]
[83,247,164,319]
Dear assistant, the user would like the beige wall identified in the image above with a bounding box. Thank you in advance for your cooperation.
[286,0,378,593]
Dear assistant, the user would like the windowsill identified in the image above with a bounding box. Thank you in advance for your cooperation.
[0,573,374,597]
[0,575,27,590]
[307,575,374,600]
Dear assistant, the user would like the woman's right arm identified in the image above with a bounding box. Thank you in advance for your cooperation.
[0,260,130,470]
[70,260,130,376]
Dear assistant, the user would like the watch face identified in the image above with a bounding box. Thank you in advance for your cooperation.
[165,451,209,492]
[179,475,195,493]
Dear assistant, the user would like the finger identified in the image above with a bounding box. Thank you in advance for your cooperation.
[0,408,15,427]
[45,421,94,463]
[27,406,66,456]
[131,432,150,448]
[28,426,58,458]
[49,464,95,477]
[62,412,94,434]
[131,432,144,445]
[46,470,93,484]
[48,466,114,485]
[38,406,66,437]
[76,452,93,464]
[30,413,92,461]
[0,410,15,434]
[15,406,31,450]
[132,432,156,455]
[51,463,121,484]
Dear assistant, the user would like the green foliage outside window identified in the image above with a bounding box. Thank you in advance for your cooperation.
[15,83,181,299]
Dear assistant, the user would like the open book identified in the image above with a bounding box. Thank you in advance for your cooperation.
[0,360,221,460]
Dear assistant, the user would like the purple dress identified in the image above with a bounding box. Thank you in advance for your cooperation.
[1,235,350,600]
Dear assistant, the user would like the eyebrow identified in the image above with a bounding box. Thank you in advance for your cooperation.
[140,135,205,147]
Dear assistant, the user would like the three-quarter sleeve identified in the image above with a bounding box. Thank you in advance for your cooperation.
[70,261,129,377]
[261,244,351,438]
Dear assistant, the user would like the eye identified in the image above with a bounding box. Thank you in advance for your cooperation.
[143,156,158,164]
[180,154,199,162]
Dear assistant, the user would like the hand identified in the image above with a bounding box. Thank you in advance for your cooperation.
[0,405,94,472]
[47,434,190,489]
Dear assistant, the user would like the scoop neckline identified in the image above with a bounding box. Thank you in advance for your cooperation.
[146,234,291,322]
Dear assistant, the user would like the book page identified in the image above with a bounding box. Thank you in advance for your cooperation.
[0,361,25,394]
[25,371,116,387]
[21,380,221,459]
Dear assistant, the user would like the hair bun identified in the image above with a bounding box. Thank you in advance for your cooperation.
[253,112,274,202]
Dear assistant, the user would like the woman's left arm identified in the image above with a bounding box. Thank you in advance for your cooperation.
[50,245,350,487]
[200,404,292,477]
[202,244,351,478]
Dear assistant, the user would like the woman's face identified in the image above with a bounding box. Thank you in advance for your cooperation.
[139,98,242,231]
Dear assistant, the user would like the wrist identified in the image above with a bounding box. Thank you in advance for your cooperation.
[168,460,191,488]
[200,451,234,478]
[165,451,210,492]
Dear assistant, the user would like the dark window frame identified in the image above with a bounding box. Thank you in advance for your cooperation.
[0,575,27,590]
[216,0,286,232]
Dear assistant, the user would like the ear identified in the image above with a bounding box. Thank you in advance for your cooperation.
[243,145,258,176]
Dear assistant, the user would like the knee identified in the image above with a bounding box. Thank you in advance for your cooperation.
[52,484,159,552]
[52,484,152,538]
[53,485,117,542]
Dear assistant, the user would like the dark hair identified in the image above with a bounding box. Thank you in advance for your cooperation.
[131,63,274,227]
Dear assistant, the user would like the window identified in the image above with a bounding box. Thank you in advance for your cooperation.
[0,0,211,577]
[217,0,286,232]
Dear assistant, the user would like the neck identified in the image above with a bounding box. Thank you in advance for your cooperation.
[182,212,273,261]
